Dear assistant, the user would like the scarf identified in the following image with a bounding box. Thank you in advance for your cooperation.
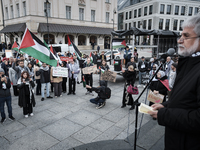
[18,66,26,73]
[40,66,49,71]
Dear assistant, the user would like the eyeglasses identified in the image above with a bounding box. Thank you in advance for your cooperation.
[177,36,200,41]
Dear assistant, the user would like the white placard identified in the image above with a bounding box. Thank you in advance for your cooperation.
[5,50,13,58]
[53,67,68,77]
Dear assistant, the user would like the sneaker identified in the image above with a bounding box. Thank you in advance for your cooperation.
[47,96,53,99]
[1,118,6,124]
[67,93,71,95]
[30,113,34,116]
[121,105,126,108]
[25,115,28,118]
[41,97,44,101]
[89,92,94,96]
[55,96,57,98]
[9,116,15,121]
[143,85,146,88]
[85,91,90,95]
[60,95,62,97]
[137,85,141,88]
[96,102,106,109]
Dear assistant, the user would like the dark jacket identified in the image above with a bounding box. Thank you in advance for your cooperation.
[125,61,136,69]
[100,55,106,61]
[123,70,136,85]
[124,49,132,60]
[91,81,107,100]
[36,68,51,83]
[92,54,98,64]
[83,62,93,78]
[17,79,35,107]
[0,62,8,76]
[0,77,11,97]
[138,61,148,72]
[157,55,200,150]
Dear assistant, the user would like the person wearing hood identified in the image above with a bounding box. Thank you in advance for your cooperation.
[0,68,15,123]
[36,63,53,101]
[17,71,35,118]
[86,80,108,109]
[121,65,136,110]
[149,70,170,107]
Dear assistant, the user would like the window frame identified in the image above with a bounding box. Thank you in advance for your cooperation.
[66,6,71,19]
[79,8,84,21]
[160,4,165,14]
[91,10,95,22]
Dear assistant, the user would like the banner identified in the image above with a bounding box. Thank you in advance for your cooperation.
[100,70,117,82]
[60,57,73,62]
[53,67,68,77]
[82,65,97,74]
[147,90,164,104]
[5,50,13,58]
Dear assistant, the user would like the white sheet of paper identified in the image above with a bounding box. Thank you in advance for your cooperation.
[139,103,157,114]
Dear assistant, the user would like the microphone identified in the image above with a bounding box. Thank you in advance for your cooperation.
[160,48,175,63]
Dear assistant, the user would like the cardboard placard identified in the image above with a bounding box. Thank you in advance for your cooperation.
[5,50,13,58]
[60,57,73,62]
[53,67,68,77]
[100,70,117,82]
[147,90,164,104]
[82,65,97,74]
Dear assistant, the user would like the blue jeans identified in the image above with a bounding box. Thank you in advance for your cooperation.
[41,82,50,98]
[139,71,146,85]
[0,96,12,119]
[90,98,105,104]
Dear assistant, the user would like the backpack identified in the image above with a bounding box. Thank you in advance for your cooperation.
[100,87,111,99]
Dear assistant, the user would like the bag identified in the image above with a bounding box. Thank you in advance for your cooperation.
[127,85,139,95]
[101,87,111,99]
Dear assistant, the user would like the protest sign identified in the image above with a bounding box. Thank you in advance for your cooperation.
[5,50,13,58]
[147,90,164,104]
[100,70,117,82]
[82,65,97,74]
[53,67,68,77]
[60,57,73,62]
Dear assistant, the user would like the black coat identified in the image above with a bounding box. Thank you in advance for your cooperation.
[157,55,200,150]
[36,68,51,83]
[17,80,35,108]
[123,70,136,85]
[0,77,11,97]
[138,61,148,72]
[0,62,8,76]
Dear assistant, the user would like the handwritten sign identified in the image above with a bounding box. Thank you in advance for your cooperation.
[5,50,13,58]
[100,71,117,82]
[60,57,73,62]
[82,65,97,74]
[53,67,68,77]
[147,90,164,104]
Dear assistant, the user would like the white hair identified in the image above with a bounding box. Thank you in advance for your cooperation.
[182,15,200,36]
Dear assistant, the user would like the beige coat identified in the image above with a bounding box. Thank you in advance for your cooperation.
[50,67,63,83]
[34,65,40,80]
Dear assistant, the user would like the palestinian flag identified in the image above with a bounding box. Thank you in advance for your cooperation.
[36,59,42,66]
[67,35,82,60]
[82,76,86,88]
[114,61,119,65]
[112,38,126,49]
[12,41,19,51]
[89,52,93,63]
[19,28,57,67]
[99,66,105,73]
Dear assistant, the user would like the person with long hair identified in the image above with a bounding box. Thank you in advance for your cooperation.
[98,60,110,86]
[17,71,36,118]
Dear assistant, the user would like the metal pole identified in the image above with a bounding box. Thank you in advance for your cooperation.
[132,34,135,56]
[1,0,6,45]
[46,0,50,44]
[157,35,160,58]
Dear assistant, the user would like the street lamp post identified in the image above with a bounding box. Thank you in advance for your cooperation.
[1,0,7,45]
[44,0,50,44]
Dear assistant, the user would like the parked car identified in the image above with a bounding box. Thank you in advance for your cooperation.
[105,50,121,61]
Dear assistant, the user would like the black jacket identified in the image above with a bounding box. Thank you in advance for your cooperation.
[125,61,136,69]
[138,61,148,72]
[157,56,200,150]
[100,55,106,61]
[36,68,51,83]
[92,54,98,64]
[91,81,107,100]
[123,70,136,85]
[17,80,35,107]
[0,77,11,97]
[0,62,8,76]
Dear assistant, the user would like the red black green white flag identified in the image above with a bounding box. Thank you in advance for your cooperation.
[112,38,126,49]
[19,28,57,67]
[12,41,19,51]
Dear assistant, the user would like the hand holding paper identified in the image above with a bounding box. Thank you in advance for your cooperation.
[139,103,158,114]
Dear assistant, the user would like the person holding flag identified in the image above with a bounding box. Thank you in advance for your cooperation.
[83,58,94,96]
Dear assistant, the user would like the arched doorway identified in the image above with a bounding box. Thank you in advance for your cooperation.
[44,34,55,44]
[104,36,111,49]
[65,35,74,44]
[90,35,97,49]
[78,35,86,45]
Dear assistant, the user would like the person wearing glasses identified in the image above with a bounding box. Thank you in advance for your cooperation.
[148,15,200,150]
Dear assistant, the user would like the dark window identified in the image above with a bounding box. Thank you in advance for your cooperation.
[129,23,131,29]
[133,22,136,27]
[138,8,141,17]
[173,20,178,30]
[160,4,165,14]
[126,12,128,20]
[167,5,171,14]
[159,19,163,30]
[134,9,137,18]
[129,11,132,19]
[175,6,179,15]
[125,23,127,30]
[179,20,184,31]
[143,20,146,29]
[195,7,199,15]
[148,19,152,30]
[165,19,170,30]
[144,6,147,16]
[188,7,193,16]
[118,13,124,30]
[181,6,185,15]
[149,5,153,15]
[138,21,140,28]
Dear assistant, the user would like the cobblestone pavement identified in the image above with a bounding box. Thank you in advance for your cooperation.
[0,72,164,150]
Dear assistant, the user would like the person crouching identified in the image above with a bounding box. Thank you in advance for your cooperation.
[17,71,36,118]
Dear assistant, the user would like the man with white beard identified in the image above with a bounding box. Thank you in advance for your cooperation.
[148,15,200,150]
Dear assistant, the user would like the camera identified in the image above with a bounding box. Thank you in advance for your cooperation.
[1,75,5,78]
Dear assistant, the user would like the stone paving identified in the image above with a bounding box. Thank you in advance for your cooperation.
[0,73,164,150]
